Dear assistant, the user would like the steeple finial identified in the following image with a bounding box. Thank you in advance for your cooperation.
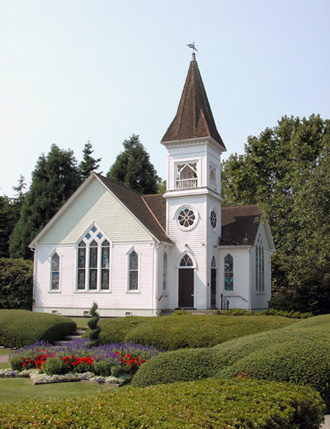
[186,42,198,60]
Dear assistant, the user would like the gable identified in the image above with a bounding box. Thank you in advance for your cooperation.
[36,177,155,246]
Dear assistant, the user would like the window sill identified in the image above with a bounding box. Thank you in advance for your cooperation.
[48,290,61,293]
[74,290,112,293]
[126,290,141,294]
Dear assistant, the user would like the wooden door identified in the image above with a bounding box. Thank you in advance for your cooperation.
[179,269,194,308]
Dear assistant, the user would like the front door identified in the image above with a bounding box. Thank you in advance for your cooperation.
[211,268,217,308]
[179,268,194,308]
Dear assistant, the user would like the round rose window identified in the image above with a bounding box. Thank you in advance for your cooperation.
[210,210,217,229]
[178,208,196,228]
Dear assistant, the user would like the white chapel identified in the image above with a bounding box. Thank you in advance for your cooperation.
[30,53,275,316]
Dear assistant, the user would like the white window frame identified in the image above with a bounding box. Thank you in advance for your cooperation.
[174,158,201,190]
[49,250,61,293]
[75,224,111,293]
[256,235,265,294]
[126,247,141,293]
[224,253,234,292]
[163,251,168,291]
[209,162,218,192]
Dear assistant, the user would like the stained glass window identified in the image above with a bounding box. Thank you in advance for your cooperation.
[163,252,167,290]
[178,208,196,228]
[180,254,193,267]
[78,241,86,290]
[224,254,233,291]
[89,240,98,290]
[211,256,216,268]
[77,232,110,291]
[210,210,217,229]
[129,251,138,290]
[51,253,60,290]
[256,236,264,293]
[101,240,110,290]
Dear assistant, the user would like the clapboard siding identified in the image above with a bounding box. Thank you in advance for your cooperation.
[38,178,153,245]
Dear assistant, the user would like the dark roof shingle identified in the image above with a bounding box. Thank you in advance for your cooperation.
[220,205,262,246]
[96,174,171,243]
[161,57,226,150]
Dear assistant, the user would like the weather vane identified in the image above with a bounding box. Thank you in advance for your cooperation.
[186,43,198,52]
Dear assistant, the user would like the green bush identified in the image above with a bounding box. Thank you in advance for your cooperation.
[99,314,296,350]
[0,258,33,310]
[0,310,76,347]
[93,358,114,377]
[42,356,71,375]
[132,348,220,387]
[132,314,330,411]
[0,378,325,428]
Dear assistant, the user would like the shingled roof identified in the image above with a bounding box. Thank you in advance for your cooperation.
[219,205,262,246]
[96,174,171,244]
[161,54,226,150]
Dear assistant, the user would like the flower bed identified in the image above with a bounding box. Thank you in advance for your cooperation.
[7,339,162,384]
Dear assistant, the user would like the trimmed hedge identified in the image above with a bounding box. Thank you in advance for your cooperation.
[0,378,325,428]
[0,310,76,348]
[133,314,330,411]
[132,348,220,387]
[98,314,296,350]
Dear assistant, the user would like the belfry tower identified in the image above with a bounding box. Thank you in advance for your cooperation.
[161,52,226,309]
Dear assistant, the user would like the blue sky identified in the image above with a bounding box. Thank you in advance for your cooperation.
[1,0,329,197]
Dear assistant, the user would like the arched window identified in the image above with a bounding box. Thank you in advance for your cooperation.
[51,253,60,290]
[180,254,193,267]
[129,250,138,290]
[256,235,264,293]
[101,240,110,290]
[224,254,233,291]
[77,241,86,290]
[76,226,110,291]
[163,252,168,291]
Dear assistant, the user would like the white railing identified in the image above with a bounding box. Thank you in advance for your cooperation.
[176,178,198,189]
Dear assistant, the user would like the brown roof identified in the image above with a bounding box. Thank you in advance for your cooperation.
[161,55,226,150]
[96,175,171,243]
[220,205,262,246]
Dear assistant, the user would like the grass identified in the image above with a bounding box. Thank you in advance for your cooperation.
[0,378,118,404]
[68,317,89,329]
[0,348,11,356]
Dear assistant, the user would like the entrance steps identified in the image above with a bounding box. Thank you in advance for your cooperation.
[53,327,88,346]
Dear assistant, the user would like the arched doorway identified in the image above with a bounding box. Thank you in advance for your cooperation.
[178,254,194,308]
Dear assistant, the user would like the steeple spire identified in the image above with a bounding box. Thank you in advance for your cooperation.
[161,55,226,150]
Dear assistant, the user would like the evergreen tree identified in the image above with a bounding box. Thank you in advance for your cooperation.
[79,141,102,180]
[107,135,158,194]
[9,144,82,259]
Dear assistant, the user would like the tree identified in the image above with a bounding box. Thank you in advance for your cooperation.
[9,144,82,259]
[87,302,101,348]
[0,258,33,309]
[107,135,158,194]
[79,141,102,180]
[221,115,330,313]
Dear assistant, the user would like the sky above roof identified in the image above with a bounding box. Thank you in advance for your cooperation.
[1,0,329,197]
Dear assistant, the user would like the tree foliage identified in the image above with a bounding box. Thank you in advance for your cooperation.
[221,114,330,313]
[0,258,33,309]
[9,144,82,259]
[107,135,158,194]
[79,141,102,180]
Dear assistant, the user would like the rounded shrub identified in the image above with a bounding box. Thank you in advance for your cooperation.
[93,358,113,377]
[131,347,220,387]
[217,332,330,411]
[42,357,70,375]
[0,379,325,428]
[0,310,76,347]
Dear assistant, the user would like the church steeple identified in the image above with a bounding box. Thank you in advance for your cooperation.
[161,55,226,151]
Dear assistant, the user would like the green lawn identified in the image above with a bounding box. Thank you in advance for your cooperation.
[0,348,11,356]
[67,317,89,329]
[0,377,119,404]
